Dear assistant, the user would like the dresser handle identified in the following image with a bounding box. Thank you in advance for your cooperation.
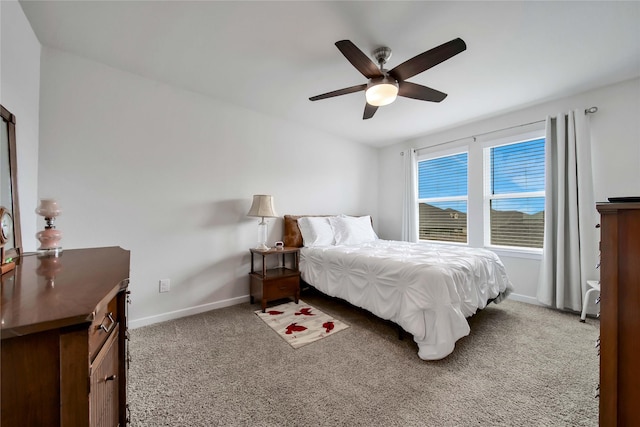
[105,374,117,381]
[98,312,116,333]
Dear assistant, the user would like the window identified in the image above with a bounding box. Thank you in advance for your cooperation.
[417,151,468,243]
[484,138,545,249]
[414,126,545,253]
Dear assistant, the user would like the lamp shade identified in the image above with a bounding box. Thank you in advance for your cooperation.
[36,199,62,217]
[247,195,277,218]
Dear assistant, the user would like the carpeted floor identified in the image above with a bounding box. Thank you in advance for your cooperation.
[127,290,600,426]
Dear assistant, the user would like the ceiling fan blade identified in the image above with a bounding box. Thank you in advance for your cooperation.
[335,40,384,79]
[398,81,448,102]
[389,38,466,81]
[363,103,378,120]
[309,83,367,101]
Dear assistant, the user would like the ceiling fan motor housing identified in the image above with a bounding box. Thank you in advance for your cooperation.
[372,46,392,66]
[367,75,398,90]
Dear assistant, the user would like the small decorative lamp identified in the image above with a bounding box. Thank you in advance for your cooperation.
[247,195,277,250]
[35,199,63,255]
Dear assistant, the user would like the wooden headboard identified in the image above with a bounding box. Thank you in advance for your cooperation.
[283,215,334,248]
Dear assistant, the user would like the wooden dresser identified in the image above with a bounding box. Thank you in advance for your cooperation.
[596,203,640,426]
[1,247,131,426]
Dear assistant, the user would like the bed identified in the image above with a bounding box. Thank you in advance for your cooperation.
[283,214,513,360]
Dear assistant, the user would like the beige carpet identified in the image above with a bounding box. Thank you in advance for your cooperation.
[127,290,599,426]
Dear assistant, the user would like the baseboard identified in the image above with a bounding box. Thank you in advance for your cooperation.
[129,295,250,329]
[506,293,543,306]
[507,292,594,320]
[129,292,543,329]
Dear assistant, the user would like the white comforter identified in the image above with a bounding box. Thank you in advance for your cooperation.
[300,240,513,360]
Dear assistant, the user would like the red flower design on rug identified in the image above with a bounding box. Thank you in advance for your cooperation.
[285,323,307,335]
[267,310,284,315]
[295,307,314,316]
[322,321,335,333]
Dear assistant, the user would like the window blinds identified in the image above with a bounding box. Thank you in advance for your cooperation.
[417,152,468,243]
[487,138,545,248]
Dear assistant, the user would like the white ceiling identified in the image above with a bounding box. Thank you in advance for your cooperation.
[19,1,640,147]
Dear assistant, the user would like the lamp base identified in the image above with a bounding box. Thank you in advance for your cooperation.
[255,218,269,251]
[37,247,63,256]
[36,226,63,257]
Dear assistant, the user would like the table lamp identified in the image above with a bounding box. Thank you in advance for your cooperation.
[35,198,63,255]
[247,195,277,250]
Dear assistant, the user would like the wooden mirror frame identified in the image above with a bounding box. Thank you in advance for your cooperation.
[1,105,22,260]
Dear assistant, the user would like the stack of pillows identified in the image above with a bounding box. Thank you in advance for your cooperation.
[297,215,378,247]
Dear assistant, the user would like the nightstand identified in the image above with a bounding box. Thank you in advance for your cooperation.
[249,247,300,312]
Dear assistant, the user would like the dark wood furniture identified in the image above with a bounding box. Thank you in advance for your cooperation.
[596,202,640,427]
[1,247,131,427]
[249,247,300,312]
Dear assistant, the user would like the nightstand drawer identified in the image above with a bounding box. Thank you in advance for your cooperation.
[263,275,299,300]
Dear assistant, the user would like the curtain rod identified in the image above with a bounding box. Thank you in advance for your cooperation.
[402,106,598,155]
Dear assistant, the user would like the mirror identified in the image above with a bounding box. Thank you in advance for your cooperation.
[1,104,22,260]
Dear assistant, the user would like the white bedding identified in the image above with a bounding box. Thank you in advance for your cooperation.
[300,239,513,360]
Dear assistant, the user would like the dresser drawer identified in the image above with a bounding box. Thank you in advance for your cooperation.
[263,275,299,300]
[90,328,119,427]
[88,296,118,362]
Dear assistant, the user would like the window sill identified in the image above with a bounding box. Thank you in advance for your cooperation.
[418,239,468,247]
[486,246,542,260]
[418,240,542,260]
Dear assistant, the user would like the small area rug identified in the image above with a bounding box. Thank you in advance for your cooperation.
[254,300,349,349]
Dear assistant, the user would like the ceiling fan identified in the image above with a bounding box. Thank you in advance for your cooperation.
[309,38,467,120]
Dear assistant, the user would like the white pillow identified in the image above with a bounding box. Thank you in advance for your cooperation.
[297,216,335,247]
[329,215,378,246]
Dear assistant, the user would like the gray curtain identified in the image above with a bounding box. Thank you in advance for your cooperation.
[401,149,418,242]
[537,110,599,311]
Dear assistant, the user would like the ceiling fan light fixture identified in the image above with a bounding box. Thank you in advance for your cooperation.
[365,77,399,107]
[310,38,466,119]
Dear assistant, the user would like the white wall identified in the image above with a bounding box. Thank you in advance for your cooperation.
[8,0,638,323]
[0,0,40,251]
[378,77,640,303]
[38,47,378,327]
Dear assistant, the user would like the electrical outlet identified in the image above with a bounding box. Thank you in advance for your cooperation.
[159,278,170,293]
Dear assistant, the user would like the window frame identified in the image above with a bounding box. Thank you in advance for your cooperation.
[481,130,545,254]
[416,146,469,245]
